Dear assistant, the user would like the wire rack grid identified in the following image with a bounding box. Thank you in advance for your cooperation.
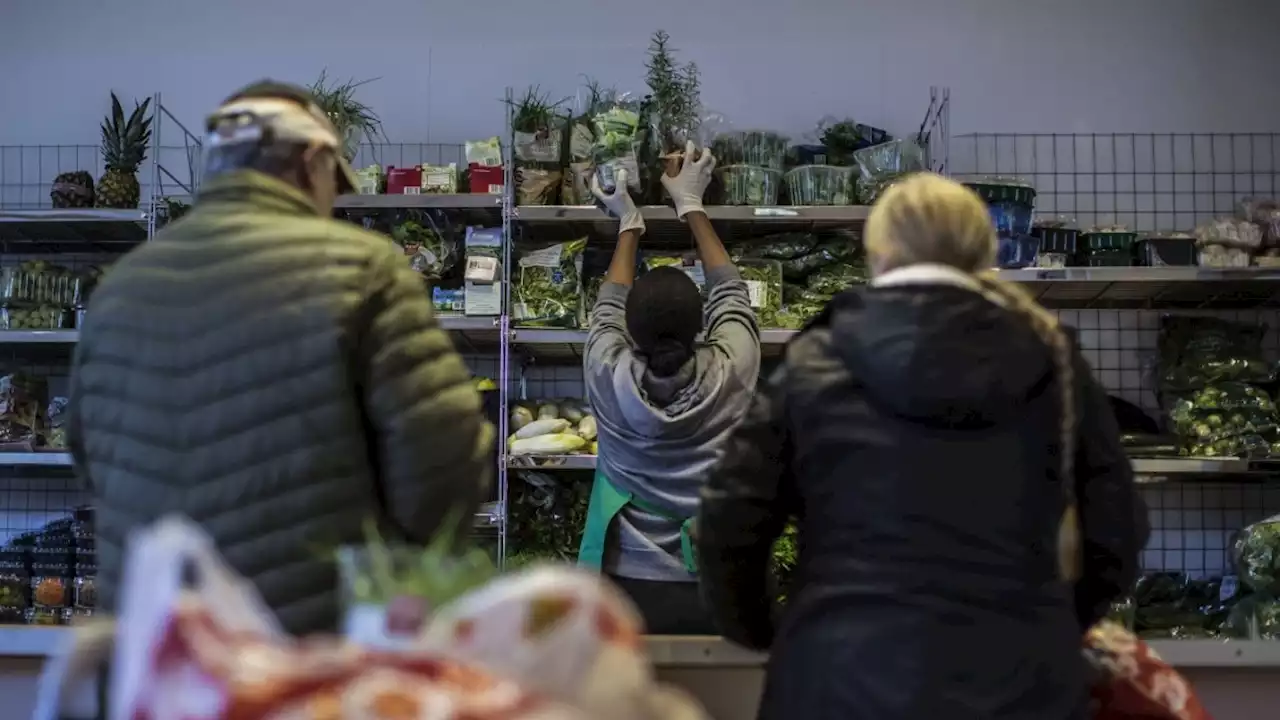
[949,132,1280,233]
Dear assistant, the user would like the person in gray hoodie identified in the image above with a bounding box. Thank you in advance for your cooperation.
[578,142,762,633]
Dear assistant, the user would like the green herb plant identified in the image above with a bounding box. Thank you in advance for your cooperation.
[308,70,386,161]
[642,30,702,203]
[820,119,862,166]
[510,85,569,135]
[352,512,499,610]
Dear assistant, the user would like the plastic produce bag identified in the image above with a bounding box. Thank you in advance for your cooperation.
[590,92,643,194]
[710,131,789,171]
[0,372,45,451]
[391,216,456,281]
[514,239,587,328]
[805,263,868,295]
[736,233,820,261]
[1158,316,1277,391]
[1233,514,1280,595]
[738,259,783,327]
[32,516,708,720]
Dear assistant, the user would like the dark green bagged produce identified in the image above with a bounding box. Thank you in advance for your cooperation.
[780,247,842,282]
[1159,316,1277,391]
[738,233,821,261]
[806,263,868,295]
[1233,514,1280,595]
[1170,383,1279,444]
[507,471,590,563]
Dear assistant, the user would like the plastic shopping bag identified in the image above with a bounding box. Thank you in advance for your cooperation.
[1085,621,1213,720]
[35,515,707,720]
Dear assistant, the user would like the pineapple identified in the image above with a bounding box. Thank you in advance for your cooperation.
[50,171,95,208]
[95,93,152,209]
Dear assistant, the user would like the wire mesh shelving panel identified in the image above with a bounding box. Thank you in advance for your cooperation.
[350,143,468,172]
[950,133,1280,232]
[0,144,199,210]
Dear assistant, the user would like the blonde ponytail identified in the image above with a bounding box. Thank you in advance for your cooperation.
[866,173,1082,583]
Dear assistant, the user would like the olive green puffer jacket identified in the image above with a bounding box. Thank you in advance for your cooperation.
[67,171,494,636]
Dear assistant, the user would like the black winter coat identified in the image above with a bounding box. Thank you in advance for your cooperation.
[697,283,1149,720]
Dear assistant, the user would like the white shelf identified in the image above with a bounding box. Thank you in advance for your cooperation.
[0,452,72,467]
[641,635,1280,669]
[5,627,1280,667]
[335,194,503,210]
[0,330,79,344]
[511,328,799,346]
[508,455,597,471]
[515,205,871,224]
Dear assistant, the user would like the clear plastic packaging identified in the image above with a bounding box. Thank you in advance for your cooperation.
[1137,232,1197,267]
[1194,218,1263,250]
[1198,245,1251,268]
[997,234,1040,269]
[718,165,781,206]
[1233,514,1280,595]
[711,131,789,171]
[736,259,783,328]
[783,165,855,205]
[589,92,643,194]
[853,139,926,180]
[0,305,69,330]
[0,552,27,624]
[513,239,587,329]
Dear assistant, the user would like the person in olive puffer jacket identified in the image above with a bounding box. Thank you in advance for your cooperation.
[67,80,494,636]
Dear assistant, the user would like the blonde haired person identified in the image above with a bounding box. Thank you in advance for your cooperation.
[696,173,1149,720]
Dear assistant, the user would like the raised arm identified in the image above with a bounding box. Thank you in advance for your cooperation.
[699,364,792,650]
[1072,347,1149,629]
[661,142,761,380]
[584,170,646,382]
[356,246,494,543]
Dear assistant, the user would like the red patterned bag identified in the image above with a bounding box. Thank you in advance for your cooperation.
[1084,622,1214,720]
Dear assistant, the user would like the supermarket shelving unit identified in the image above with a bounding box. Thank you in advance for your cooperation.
[3,90,1280,664]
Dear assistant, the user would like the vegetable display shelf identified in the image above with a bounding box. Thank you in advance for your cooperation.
[507,454,1280,479]
[0,330,79,344]
[514,205,873,246]
[334,194,503,211]
[2,625,1280,669]
[1003,266,1280,310]
[0,209,149,246]
[641,635,1280,670]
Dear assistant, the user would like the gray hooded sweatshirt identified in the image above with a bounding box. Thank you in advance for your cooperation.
[583,264,762,582]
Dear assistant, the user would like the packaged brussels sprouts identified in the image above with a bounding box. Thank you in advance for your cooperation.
[1234,516,1280,596]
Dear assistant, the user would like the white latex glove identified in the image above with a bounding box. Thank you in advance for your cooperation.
[591,169,645,236]
[660,140,717,219]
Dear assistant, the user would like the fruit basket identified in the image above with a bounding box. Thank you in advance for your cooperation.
[784,165,856,205]
[718,165,782,206]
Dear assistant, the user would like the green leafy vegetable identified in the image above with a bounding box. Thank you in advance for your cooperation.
[514,238,587,328]
[344,513,498,609]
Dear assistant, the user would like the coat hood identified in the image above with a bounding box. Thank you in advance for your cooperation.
[828,266,1056,429]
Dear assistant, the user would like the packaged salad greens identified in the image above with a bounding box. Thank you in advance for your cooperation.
[805,263,868,295]
[1234,515,1280,595]
[589,93,643,194]
[513,239,587,328]
[391,217,456,281]
[718,165,782,205]
[643,252,706,294]
[711,131,789,171]
[784,165,856,205]
[738,259,783,327]
[1158,316,1277,391]
[736,233,820,261]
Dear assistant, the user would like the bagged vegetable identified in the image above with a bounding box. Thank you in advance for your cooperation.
[514,239,587,328]
[1233,514,1280,595]
[0,373,44,451]
[736,233,820,261]
[806,262,867,295]
[644,253,706,294]
[590,93,643,194]
[738,259,783,327]
[392,217,456,280]
[516,167,562,205]
[1159,316,1277,391]
[508,473,591,563]
[780,246,843,282]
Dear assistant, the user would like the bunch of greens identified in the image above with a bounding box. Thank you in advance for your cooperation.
[644,30,702,158]
[819,119,862,166]
[511,85,569,135]
[772,523,799,603]
[507,473,590,563]
[308,70,385,161]
[513,238,587,328]
[391,218,454,280]
[343,514,498,609]
[739,259,783,328]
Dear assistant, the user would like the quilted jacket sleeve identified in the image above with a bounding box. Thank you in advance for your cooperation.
[1073,346,1149,630]
[698,364,791,651]
[356,248,494,543]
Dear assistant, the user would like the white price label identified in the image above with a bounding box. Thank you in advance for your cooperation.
[745,280,767,309]
[487,184,504,195]
[402,186,421,195]
[466,256,500,283]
